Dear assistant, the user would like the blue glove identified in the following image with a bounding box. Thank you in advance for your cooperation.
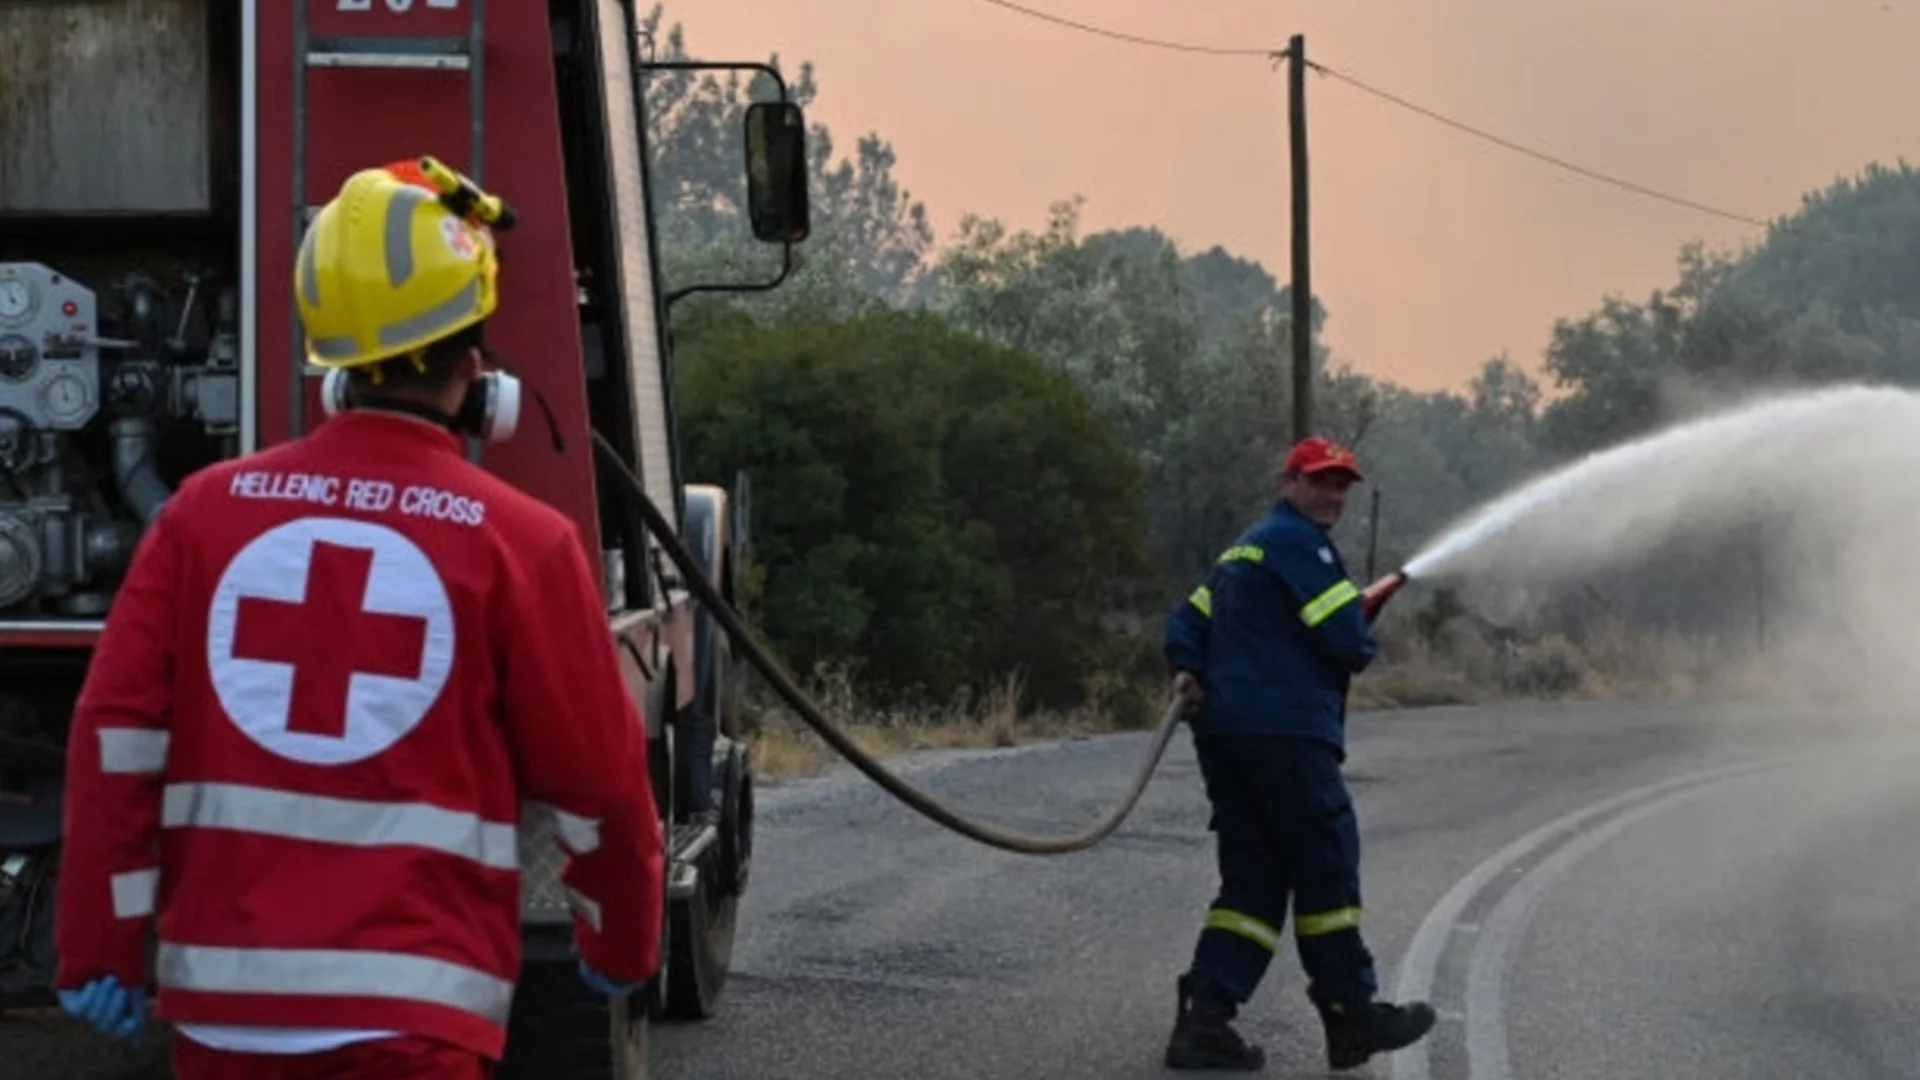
[57,975,147,1041]
[578,958,643,997]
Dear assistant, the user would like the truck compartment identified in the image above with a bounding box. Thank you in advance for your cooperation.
[0,0,238,216]
[0,0,243,627]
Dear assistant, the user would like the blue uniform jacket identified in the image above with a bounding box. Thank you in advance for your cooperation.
[1163,499,1378,752]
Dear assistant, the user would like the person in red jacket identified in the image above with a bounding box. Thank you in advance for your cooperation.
[51,158,665,1079]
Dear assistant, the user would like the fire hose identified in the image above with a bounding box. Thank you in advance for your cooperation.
[475,151,1406,854]
[476,156,1420,857]
[588,431,1412,854]
[590,430,1186,855]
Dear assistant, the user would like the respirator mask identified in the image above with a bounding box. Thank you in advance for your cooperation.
[319,356,524,444]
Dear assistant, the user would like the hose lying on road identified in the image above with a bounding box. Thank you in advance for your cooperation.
[591,430,1184,855]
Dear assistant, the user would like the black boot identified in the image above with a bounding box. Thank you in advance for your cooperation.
[1165,973,1266,1072]
[1312,996,1436,1071]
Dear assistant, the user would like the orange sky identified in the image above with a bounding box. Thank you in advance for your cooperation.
[676,0,1919,393]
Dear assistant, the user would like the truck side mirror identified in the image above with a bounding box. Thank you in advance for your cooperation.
[743,101,810,245]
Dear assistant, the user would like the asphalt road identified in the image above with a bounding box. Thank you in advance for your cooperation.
[12,698,1920,1078]
[649,698,1920,1080]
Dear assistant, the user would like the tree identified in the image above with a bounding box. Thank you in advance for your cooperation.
[924,197,1362,588]
[672,305,1154,707]
[637,4,935,308]
[1537,163,1920,458]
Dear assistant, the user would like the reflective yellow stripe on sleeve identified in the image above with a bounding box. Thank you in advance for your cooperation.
[1218,545,1264,564]
[1299,580,1360,628]
[1188,585,1213,618]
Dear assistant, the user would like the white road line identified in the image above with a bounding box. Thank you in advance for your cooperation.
[1387,757,1795,1080]
[1461,771,1772,1079]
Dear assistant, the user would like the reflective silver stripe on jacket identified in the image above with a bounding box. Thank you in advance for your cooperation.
[526,800,602,855]
[99,729,170,774]
[112,868,159,918]
[162,783,519,871]
[566,886,604,933]
[157,943,515,1024]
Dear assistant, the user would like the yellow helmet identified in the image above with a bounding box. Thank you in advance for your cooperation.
[294,158,501,369]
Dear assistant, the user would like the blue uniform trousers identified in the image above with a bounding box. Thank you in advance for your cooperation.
[1187,734,1379,1008]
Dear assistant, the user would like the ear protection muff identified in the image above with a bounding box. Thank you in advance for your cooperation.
[319,366,351,420]
[456,371,522,444]
[317,365,523,445]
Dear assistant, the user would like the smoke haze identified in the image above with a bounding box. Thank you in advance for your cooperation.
[684,0,1920,392]
[1400,383,1920,716]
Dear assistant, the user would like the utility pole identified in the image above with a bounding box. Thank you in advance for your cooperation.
[1287,33,1313,444]
[1365,488,1382,581]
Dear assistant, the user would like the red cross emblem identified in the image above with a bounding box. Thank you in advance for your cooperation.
[208,517,455,767]
[232,541,430,738]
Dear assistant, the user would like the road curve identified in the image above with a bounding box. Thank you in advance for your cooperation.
[651,699,1917,1080]
[1495,740,1920,1080]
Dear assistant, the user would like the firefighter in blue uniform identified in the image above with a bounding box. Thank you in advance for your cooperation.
[1161,436,1435,1072]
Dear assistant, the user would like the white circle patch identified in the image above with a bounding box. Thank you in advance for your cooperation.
[206,516,455,766]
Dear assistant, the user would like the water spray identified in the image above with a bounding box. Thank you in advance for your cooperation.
[1387,383,1920,587]
[1353,383,1920,671]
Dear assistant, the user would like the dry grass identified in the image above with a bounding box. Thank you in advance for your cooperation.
[1351,609,1734,711]
[742,664,1167,782]
[743,616,1741,782]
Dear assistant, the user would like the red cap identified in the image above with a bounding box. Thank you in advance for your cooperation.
[1283,436,1364,481]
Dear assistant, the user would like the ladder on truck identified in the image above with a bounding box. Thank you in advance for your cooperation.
[288,0,487,438]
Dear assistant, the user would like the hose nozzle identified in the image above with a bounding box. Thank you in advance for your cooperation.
[1360,570,1409,622]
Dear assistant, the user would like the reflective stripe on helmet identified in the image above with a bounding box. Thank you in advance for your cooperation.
[308,334,363,363]
[299,232,322,308]
[385,184,432,288]
[377,277,481,352]
[304,279,482,367]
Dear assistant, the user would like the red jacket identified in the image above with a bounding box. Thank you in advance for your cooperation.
[54,409,665,1060]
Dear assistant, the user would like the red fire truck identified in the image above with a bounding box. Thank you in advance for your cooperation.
[0,2,806,1075]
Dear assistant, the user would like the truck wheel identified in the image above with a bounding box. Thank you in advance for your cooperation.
[716,740,754,896]
[499,947,650,1080]
[662,841,736,1020]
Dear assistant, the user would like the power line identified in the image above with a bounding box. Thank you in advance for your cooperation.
[1306,61,1769,228]
[966,0,1278,57]
[953,0,1769,228]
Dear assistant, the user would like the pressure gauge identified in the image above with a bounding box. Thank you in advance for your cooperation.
[0,271,33,328]
[41,371,92,427]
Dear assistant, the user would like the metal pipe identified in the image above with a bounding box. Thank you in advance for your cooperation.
[111,418,171,524]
